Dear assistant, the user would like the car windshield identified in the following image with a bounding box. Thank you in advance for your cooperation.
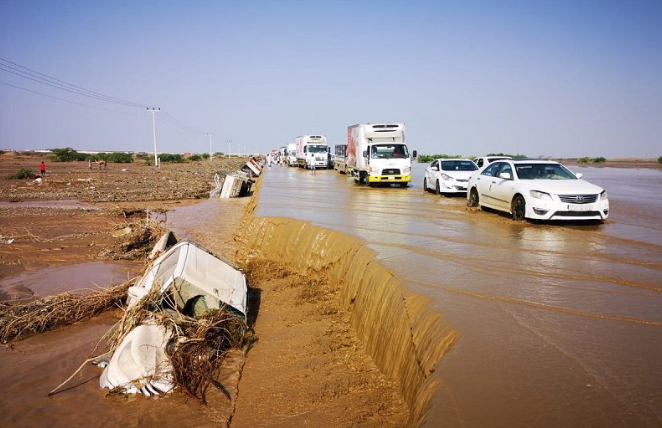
[371,144,408,159]
[441,160,478,171]
[515,163,577,180]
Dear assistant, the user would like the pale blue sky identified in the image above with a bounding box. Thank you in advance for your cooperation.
[1,0,661,158]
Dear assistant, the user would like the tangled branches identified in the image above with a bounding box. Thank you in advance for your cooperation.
[0,280,132,344]
[166,308,249,402]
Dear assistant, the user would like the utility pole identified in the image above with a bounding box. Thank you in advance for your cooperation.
[147,107,160,166]
[227,140,231,158]
[207,133,213,160]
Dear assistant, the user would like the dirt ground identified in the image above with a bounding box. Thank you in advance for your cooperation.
[0,153,407,427]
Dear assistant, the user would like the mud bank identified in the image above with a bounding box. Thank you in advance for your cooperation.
[236,215,459,426]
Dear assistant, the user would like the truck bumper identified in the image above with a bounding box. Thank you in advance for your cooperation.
[368,174,412,183]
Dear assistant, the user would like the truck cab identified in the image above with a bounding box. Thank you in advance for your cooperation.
[347,123,415,187]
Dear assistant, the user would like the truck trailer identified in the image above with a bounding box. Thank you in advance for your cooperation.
[295,135,329,169]
[347,123,415,187]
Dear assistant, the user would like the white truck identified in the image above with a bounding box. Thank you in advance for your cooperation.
[286,143,297,166]
[347,123,415,187]
[295,135,329,169]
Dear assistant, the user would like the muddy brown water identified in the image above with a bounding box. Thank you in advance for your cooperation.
[0,198,249,428]
[1,163,661,427]
[251,163,662,427]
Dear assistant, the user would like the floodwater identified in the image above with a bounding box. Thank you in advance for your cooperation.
[0,261,139,301]
[0,199,249,428]
[256,163,662,427]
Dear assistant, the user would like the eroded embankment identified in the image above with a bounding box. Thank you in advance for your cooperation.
[235,211,459,426]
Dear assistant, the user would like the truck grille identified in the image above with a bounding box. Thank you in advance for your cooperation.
[382,168,401,175]
[558,194,598,204]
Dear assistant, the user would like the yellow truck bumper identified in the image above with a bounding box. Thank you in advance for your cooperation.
[368,174,412,183]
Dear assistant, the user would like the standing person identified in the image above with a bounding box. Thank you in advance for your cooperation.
[39,161,46,177]
[309,153,316,176]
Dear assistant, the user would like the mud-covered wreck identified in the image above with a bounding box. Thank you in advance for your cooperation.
[95,231,249,398]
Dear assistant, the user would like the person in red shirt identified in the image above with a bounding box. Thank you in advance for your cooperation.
[39,161,46,177]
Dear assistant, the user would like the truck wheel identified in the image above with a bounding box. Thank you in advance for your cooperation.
[400,182,408,188]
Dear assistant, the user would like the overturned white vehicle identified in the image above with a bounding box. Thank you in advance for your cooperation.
[96,232,248,397]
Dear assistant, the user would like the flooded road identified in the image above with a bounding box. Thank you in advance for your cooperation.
[256,163,662,427]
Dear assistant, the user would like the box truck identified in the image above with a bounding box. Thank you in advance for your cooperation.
[286,143,297,166]
[347,123,415,187]
[295,135,329,169]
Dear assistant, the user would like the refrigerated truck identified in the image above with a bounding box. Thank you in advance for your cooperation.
[295,135,329,169]
[334,144,348,174]
[286,143,297,166]
[347,123,415,187]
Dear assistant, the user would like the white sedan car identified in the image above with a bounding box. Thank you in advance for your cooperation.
[467,159,609,222]
[424,159,478,194]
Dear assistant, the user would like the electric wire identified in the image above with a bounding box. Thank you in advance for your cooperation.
[1,58,214,137]
[0,57,148,108]
[0,80,144,117]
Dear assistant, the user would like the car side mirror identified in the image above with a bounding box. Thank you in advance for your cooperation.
[363,150,368,158]
[575,172,583,179]
[499,172,512,179]
[412,150,417,158]
[432,166,439,171]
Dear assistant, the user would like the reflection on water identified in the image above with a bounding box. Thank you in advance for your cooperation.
[0,261,140,301]
[257,164,662,427]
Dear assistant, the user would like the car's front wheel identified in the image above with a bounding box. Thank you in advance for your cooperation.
[468,188,479,207]
[512,195,526,221]
[435,180,441,195]
[423,178,428,192]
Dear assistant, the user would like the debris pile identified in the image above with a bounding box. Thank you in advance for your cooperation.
[209,158,263,198]
[94,232,250,402]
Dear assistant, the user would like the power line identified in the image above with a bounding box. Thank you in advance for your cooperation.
[1,57,217,141]
[0,80,144,117]
[159,110,206,135]
[0,57,148,108]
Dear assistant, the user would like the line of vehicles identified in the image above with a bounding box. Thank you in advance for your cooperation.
[281,123,417,188]
[423,156,609,223]
[278,124,609,223]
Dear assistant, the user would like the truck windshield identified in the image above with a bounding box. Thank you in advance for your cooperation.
[307,145,328,153]
[371,144,408,159]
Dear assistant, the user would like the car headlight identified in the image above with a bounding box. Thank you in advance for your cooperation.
[441,173,452,181]
[530,190,552,200]
[600,190,608,201]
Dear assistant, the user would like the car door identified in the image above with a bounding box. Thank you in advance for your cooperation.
[490,162,517,211]
[425,160,438,190]
[475,162,501,208]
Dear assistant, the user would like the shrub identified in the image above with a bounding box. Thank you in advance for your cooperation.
[159,153,184,163]
[657,156,662,164]
[487,152,528,159]
[50,147,87,162]
[188,154,203,161]
[417,154,462,163]
[7,167,35,179]
[97,152,133,163]
[578,157,591,164]
[592,157,606,163]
